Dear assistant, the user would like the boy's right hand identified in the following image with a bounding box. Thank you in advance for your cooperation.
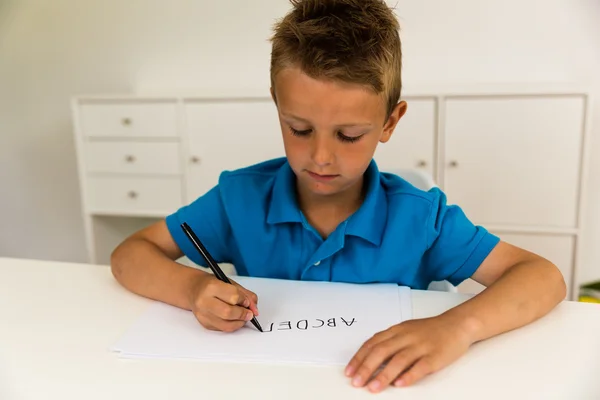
[188,273,259,332]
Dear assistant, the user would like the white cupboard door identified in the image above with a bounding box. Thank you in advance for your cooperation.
[185,100,285,201]
[457,233,575,298]
[444,96,585,228]
[374,98,436,177]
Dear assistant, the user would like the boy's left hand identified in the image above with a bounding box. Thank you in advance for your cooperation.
[345,314,475,393]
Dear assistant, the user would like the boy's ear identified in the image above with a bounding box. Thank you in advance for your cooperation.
[380,101,407,143]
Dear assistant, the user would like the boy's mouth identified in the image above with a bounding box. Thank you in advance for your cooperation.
[307,171,339,182]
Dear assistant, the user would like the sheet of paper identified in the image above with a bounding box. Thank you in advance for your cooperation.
[113,276,412,366]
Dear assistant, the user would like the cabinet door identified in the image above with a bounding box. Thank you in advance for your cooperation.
[374,98,436,177]
[185,100,285,201]
[457,233,575,298]
[444,96,584,228]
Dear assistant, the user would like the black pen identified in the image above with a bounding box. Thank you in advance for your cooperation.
[180,222,263,332]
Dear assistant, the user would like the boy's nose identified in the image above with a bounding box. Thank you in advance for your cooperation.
[310,136,335,167]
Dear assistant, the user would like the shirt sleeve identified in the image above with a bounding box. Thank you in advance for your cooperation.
[165,185,233,267]
[422,188,500,286]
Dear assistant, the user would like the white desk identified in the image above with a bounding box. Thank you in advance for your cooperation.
[1,257,599,399]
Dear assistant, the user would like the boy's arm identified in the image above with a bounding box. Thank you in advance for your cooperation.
[445,240,566,343]
[111,220,259,331]
[110,219,203,311]
[345,241,566,392]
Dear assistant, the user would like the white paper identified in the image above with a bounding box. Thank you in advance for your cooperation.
[113,277,412,366]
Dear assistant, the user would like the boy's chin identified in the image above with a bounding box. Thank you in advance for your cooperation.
[300,180,347,197]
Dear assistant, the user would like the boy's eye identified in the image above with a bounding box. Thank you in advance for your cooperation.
[337,132,363,143]
[288,126,363,144]
[289,127,312,137]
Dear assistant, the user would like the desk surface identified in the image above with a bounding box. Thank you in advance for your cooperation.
[1,257,599,399]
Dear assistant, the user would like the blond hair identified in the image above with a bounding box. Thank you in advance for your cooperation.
[270,0,402,118]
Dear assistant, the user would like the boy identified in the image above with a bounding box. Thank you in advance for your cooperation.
[111,0,566,393]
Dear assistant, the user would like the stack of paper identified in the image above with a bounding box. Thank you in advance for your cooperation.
[112,277,412,366]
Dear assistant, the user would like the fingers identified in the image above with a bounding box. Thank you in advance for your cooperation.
[232,280,260,316]
[241,288,259,315]
[208,280,250,308]
[200,312,248,333]
[190,277,258,333]
[394,357,435,387]
[345,329,396,379]
[348,335,410,389]
[247,303,259,317]
[192,296,253,333]
[366,350,421,393]
[206,297,254,322]
[240,286,258,305]
[236,286,259,315]
[345,317,466,392]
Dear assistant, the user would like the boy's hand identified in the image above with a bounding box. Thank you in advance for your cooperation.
[345,314,475,393]
[188,274,259,332]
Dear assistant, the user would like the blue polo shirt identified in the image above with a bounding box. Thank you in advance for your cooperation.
[165,157,499,289]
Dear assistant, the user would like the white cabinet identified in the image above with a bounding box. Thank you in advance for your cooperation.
[75,98,184,219]
[443,96,584,228]
[374,98,436,176]
[72,88,590,299]
[184,100,285,201]
[439,94,588,299]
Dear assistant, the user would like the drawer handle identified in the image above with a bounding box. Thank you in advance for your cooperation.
[416,160,427,167]
[190,156,201,164]
[121,117,132,126]
[127,191,138,199]
[448,160,458,168]
[125,155,136,163]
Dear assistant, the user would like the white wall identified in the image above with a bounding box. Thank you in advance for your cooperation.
[1,0,599,283]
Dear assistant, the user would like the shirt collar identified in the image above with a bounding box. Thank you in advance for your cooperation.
[345,160,388,246]
[266,161,303,224]
[267,159,388,247]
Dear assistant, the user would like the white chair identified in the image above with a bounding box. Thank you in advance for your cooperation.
[387,168,437,192]
[386,168,458,293]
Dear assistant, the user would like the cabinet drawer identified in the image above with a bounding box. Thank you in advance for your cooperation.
[85,142,181,175]
[80,102,178,138]
[86,176,183,215]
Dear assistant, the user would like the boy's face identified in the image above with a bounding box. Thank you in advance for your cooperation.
[272,67,406,199]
